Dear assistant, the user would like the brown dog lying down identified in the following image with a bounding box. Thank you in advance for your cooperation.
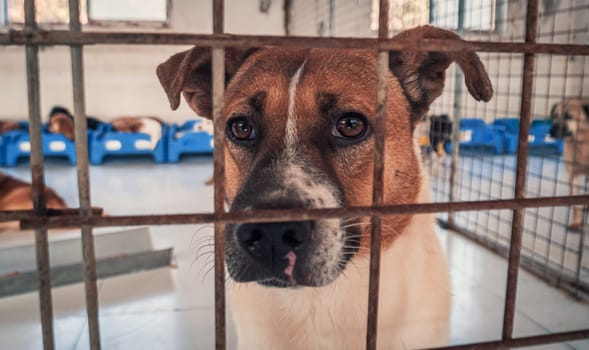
[0,121,22,134]
[47,106,164,150]
[0,172,68,230]
[158,25,493,349]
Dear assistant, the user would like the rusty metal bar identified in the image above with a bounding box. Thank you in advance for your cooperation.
[0,207,102,222]
[447,0,465,226]
[24,1,54,349]
[1,31,588,55]
[19,195,589,230]
[366,1,389,349]
[68,0,101,349]
[431,329,589,350]
[212,1,226,349]
[502,0,538,341]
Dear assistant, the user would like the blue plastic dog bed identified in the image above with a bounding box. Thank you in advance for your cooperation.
[495,118,563,155]
[2,122,79,166]
[167,119,214,162]
[445,118,505,155]
[90,123,167,164]
[0,135,6,166]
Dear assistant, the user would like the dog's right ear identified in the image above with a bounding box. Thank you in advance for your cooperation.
[156,47,257,118]
[390,26,493,123]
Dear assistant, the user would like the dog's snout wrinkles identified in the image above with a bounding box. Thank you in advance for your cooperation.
[236,221,312,268]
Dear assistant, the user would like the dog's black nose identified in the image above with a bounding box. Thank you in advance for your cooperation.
[235,221,312,266]
[549,124,570,139]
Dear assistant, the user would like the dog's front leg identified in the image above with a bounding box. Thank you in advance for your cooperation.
[569,173,584,232]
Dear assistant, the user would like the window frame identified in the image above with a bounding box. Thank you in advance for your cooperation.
[0,0,172,29]
[428,0,507,34]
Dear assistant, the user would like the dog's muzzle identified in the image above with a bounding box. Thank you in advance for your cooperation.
[232,220,313,287]
[549,123,572,139]
[224,157,360,288]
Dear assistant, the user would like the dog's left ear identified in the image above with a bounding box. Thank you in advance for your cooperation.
[389,25,493,123]
[156,47,257,118]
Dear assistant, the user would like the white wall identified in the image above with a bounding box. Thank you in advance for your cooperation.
[0,0,285,123]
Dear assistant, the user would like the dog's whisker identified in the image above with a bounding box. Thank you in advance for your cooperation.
[190,226,214,247]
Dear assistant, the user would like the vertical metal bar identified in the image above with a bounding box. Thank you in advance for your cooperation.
[502,0,538,340]
[213,0,224,34]
[24,1,55,349]
[212,1,226,350]
[448,0,465,223]
[366,1,388,349]
[68,1,101,349]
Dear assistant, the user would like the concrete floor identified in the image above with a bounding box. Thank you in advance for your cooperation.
[0,157,588,349]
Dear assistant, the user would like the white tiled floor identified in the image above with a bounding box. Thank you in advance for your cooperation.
[1,158,588,349]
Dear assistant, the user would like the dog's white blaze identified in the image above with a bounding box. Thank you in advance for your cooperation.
[281,162,343,283]
[283,163,339,209]
[285,61,306,152]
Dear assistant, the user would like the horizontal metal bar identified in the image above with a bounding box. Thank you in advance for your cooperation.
[0,208,104,222]
[18,195,589,229]
[431,329,589,349]
[1,30,588,55]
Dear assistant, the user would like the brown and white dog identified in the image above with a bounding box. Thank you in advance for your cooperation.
[0,172,68,230]
[47,106,164,150]
[549,98,589,232]
[157,25,492,349]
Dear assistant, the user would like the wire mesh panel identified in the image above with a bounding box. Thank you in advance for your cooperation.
[0,0,589,349]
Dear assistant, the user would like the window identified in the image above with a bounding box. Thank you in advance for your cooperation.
[430,0,497,31]
[1,0,168,26]
[370,0,430,32]
[88,0,167,23]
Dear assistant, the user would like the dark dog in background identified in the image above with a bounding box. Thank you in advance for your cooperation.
[47,106,164,150]
[420,114,453,173]
[429,114,453,156]
[549,98,589,232]
[47,106,103,141]
[0,172,68,230]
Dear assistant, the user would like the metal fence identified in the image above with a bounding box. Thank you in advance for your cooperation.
[0,0,588,349]
[419,0,589,301]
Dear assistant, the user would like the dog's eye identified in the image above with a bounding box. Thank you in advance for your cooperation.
[227,117,256,143]
[332,113,368,141]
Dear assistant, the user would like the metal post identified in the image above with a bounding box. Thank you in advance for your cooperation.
[448,0,465,224]
[68,0,101,348]
[212,1,226,350]
[502,0,539,340]
[366,1,388,349]
[24,1,54,349]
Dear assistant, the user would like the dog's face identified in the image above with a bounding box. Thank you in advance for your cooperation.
[549,99,589,139]
[157,26,492,288]
[48,113,75,141]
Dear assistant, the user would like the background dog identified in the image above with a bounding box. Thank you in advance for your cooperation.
[549,98,589,232]
[0,121,22,134]
[0,172,68,231]
[47,106,164,150]
[157,25,492,349]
